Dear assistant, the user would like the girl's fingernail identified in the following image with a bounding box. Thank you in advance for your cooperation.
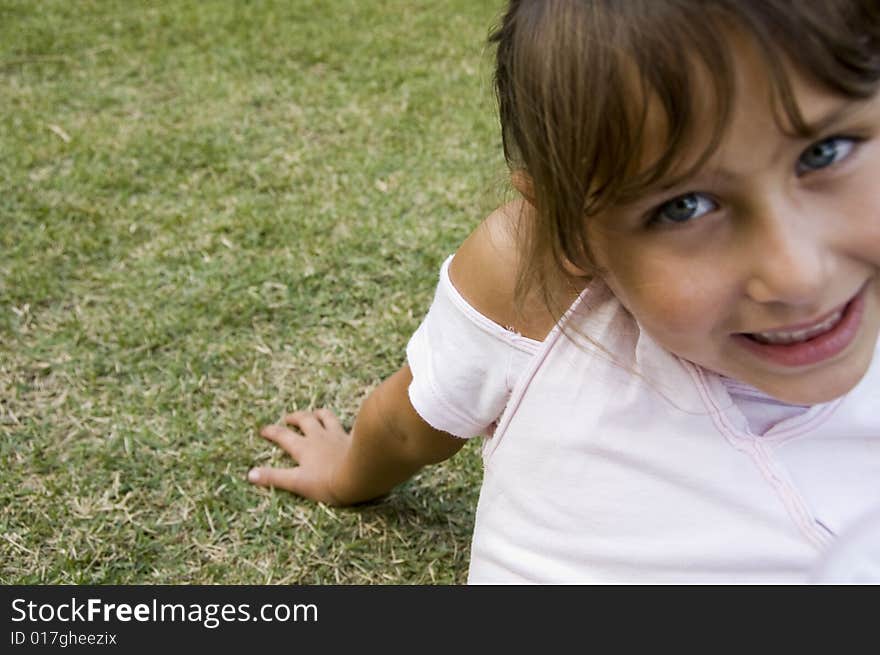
[248,469,260,483]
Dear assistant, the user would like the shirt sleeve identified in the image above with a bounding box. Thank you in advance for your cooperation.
[406,255,541,438]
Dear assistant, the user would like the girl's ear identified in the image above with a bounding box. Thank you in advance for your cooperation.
[511,170,535,205]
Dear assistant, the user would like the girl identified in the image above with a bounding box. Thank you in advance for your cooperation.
[248,0,880,583]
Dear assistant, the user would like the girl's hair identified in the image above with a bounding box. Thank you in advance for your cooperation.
[490,0,880,317]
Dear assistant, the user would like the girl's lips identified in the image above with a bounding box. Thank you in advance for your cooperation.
[732,283,868,368]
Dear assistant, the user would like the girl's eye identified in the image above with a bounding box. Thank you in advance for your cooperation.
[650,192,717,226]
[796,136,857,174]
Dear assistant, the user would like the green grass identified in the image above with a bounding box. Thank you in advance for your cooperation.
[1,0,508,583]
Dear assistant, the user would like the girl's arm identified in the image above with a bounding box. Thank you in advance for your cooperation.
[249,200,557,506]
[248,365,465,505]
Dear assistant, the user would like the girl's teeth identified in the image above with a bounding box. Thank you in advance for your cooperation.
[750,310,843,345]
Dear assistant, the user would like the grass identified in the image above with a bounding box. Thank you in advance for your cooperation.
[1,0,508,583]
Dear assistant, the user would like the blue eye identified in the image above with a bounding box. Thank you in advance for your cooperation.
[796,136,857,174]
[651,192,717,225]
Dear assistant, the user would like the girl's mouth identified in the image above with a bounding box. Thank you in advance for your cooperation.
[748,308,845,345]
[733,282,868,368]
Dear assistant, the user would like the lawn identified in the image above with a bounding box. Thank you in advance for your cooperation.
[1,0,507,584]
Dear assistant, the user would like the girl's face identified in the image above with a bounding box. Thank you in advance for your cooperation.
[588,47,880,404]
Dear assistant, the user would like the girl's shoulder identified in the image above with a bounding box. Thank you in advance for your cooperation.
[449,200,565,342]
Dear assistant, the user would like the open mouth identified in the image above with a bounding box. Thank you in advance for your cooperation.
[744,307,845,345]
[733,282,868,367]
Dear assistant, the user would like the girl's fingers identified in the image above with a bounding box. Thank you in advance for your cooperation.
[314,408,343,432]
[283,411,323,435]
[259,424,304,459]
[248,466,330,504]
[247,466,304,493]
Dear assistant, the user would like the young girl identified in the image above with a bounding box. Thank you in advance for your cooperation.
[249,0,880,583]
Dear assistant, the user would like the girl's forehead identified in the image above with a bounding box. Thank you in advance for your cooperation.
[719,30,853,131]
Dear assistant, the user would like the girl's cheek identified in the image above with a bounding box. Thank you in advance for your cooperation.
[641,287,717,334]
[610,262,725,335]
[840,149,880,262]
[853,198,880,265]
[594,228,732,334]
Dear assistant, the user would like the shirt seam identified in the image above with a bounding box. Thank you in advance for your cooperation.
[483,278,607,465]
[406,322,486,438]
[690,364,831,549]
[440,255,542,356]
[760,401,841,443]
[409,368,484,438]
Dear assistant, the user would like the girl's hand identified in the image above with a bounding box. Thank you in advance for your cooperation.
[248,366,466,507]
[248,409,351,506]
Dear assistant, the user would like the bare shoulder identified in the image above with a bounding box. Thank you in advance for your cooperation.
[448,200,557,341]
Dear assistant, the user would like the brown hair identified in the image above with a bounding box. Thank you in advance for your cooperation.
[490,0,880,318]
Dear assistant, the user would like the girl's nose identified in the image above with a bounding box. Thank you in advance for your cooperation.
[743,204,834,307]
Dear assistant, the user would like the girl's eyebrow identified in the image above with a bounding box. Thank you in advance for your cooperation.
[799,98,870,135]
